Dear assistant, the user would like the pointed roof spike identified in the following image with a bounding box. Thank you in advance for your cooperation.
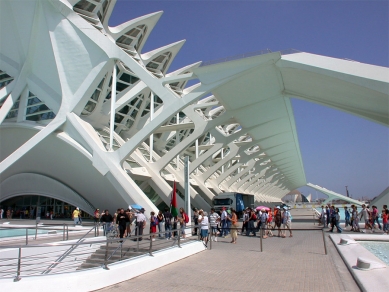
[108,11,163,53]
[165,61,202,77]
[141,40,186,75]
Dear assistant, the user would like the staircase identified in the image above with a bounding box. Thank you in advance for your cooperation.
[77,241,150,270]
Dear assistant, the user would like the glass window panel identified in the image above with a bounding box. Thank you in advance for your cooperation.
[127,28,139,37]
[114,113,124,123]
[41,111,56,120]
[119,73,139,84]
[130,109,138,118]
[27,97,41,106]
[153,55,166,63]
[6,110,18,119]
[102,0,108,12]
[125,118,134,128]
[31,196,38,205]
[27,104,49,114]
[117,36,133,46]
[147,62,159,69]
[11,101,19,110]
[116,82,128,92]
[83,100,97,114]
[28,92,35,97]
[74,0,96,12]
[97,77,105,89]
[118,105,129,114]
[90,89,100,101]
[97,11,102,21]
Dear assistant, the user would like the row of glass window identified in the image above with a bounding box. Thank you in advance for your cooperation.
[3,90,56,122]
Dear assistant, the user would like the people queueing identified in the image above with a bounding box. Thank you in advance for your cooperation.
[163,207,172,240]
[281,206,292,238]
[209,208,220,242]
[198,210,209,247]
[274,206,282,237]
[329,207,342,233]
[134,208,146,241]
[116,208,129,239]
[157,210,164,238]
[100,210,113,236]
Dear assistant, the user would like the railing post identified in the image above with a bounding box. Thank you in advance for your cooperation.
[209,229,212,250]
[149,235,153,256]
[136,226,139,252]
[103,240,110,270]
[322,228,328,255]
[25,229,28,245]
[260,226,263,252]
[197,225,200,240]
[178,229,181,248]
[14,247,22,282]
[63,223,65,241]
[66,225,69,240]
[120,243,123,259]
[35,223,38,240]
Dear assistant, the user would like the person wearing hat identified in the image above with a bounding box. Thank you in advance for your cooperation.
[72,207,80,226]
[134,208,146,241]
[274,206,282,237]
[281,206,292,238]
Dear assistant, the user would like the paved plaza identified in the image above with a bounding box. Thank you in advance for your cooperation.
[96,209,360,292]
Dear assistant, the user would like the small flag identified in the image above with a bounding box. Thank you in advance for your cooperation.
[171,180,178,217]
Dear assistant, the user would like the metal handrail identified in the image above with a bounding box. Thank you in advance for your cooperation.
[0,222,98,245]
[0,224,199,280]
[40,224,97,274]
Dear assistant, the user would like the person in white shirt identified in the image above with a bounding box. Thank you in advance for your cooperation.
[220,207,228,237]
[198,210,209,247]
[281,207,292,238]
[134,208,146,241]
[209,208,220,241]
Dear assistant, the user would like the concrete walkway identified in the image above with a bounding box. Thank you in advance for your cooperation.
[96,209,360,292]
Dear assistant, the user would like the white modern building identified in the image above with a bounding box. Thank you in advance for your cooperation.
[0,0,388,217]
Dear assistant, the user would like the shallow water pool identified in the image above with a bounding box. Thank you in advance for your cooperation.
[0,228,48,238]
[358,241,389,266]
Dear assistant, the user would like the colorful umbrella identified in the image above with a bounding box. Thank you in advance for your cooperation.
[255,206,270,211]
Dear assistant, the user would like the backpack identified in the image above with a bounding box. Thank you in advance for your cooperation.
[151,216,157,226]
[184,212,189,224]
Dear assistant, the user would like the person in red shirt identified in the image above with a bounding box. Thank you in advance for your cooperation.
[382,209,388,234]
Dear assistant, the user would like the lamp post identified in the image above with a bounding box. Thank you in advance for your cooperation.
[345,186,349,197]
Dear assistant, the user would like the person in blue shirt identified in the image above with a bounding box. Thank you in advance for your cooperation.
[344,206,350,227]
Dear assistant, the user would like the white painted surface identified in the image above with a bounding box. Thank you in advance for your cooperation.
[330,234,389,291]
[0,241,204,291]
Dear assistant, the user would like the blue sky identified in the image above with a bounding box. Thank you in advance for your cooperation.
[110,0,389,200]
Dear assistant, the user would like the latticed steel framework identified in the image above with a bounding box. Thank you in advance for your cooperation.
[0,0,388,214]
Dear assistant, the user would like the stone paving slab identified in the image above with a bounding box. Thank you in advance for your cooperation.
[96,209,360,292]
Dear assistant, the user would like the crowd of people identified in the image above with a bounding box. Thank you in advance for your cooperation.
[90,206,191,242]
[86,204,295,246]
[75,202,388,247]
[319,204,388,234]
